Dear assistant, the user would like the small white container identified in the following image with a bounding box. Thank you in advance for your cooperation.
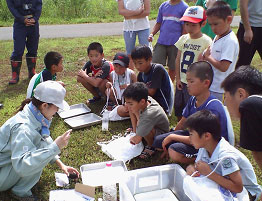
[80,160,127,187]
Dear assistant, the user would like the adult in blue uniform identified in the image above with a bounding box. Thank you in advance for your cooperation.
[6,0,42,84]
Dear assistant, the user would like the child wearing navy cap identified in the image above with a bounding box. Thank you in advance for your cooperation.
[105,52,137,117]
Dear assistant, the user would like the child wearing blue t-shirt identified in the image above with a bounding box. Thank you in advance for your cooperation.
[153,61,231,164]
[148,0,188,81]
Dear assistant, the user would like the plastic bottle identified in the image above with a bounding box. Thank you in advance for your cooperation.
[102,110,109,131]
[102,163,117,201]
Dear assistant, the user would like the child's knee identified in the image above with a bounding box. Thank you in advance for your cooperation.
[168,148,185,163]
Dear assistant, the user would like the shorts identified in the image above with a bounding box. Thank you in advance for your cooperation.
[124,29,150,55]
[152,43,178,70]
[174,83,191,117]
[152,130,198,158]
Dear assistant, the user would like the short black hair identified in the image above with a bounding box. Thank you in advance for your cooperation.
[185,110,221,142]
[206,1,232,20]
[44,51,63,70]
[131,45,152,61]
[221,65,262,95]
[187,61,213,88]
[123,82,148,102]
[87,42,103,54]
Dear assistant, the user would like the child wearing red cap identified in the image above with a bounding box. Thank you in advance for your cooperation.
[174,6,212,120]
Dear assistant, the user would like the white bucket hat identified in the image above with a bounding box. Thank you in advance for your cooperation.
[33,81,70,111]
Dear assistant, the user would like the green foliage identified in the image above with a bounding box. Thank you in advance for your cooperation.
[0,0,209,26]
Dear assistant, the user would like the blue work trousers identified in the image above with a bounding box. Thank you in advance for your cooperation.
[11,21,39,61]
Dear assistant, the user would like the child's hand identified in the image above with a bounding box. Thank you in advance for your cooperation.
[203,46,211,60]
[148,34,153,42]
[130,135,142,145]
[57,81,65,87]
[162,135,173,152]
[119,84,128,90]
[176,80,183,90]
[106,82,112,88]
[94,70,103,77]
[77,69,87,78]
[186,164,200,177]
[195,160,212,176]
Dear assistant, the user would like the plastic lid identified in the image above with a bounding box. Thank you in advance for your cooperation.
[106,162,112,167]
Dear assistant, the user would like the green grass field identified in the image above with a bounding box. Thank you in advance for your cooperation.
[0,32,261,200]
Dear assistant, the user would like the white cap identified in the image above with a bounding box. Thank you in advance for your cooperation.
[33,81,70,111]
[180,6,207,23]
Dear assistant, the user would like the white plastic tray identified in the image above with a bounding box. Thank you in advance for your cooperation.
[64,113,102,129]
[80,160,127,187]
[58,103,91,119]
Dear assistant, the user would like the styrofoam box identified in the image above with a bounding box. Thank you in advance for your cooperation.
[80,160,127,187]
[134,189,179,201]
[119,164,191,201]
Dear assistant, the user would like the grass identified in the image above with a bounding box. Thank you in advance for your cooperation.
[0,0,239,27]
[0,32,261,200]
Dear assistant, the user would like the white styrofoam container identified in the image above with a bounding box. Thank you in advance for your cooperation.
[134,189,179,201]
[80,160,127,187]
[119,164,191,201]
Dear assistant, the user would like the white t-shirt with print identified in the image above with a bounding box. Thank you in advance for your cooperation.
[209,31,239,93]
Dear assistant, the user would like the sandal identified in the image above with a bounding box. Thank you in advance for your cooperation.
[139,145,156,160]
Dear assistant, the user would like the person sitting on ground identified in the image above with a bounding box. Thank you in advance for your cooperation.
[174,5,212,120]
[0,81,79,201]
[131,45,174,116]
[105,52,137,117]
[153,61,230,164]
[221,65,262,170]
[201,1,239,101]
[185,110,262,201]
[77,42,114,104]
[26,51,65,98]
[123,82,169,159]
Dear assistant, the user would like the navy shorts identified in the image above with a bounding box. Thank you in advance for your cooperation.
[152,130,198,158]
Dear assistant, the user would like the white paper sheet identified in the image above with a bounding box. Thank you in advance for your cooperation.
[49,189,95,201]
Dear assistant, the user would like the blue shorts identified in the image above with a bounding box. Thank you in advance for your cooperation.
[152,130,198,158]
[124,29,150,55]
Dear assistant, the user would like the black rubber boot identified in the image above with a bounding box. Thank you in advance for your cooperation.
[26,57,37,79]
[9,60,22,85]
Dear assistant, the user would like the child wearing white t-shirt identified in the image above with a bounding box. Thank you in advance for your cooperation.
[201,1,239,101]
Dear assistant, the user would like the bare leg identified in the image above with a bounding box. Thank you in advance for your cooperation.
[77,76,99,97]
[117,105,129,117]
[252,151,262,169]
[98,79,108,96]
[168,68,176,82]
[144,129,156,147]
[168,148,195,164]
[128,55,134,70]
